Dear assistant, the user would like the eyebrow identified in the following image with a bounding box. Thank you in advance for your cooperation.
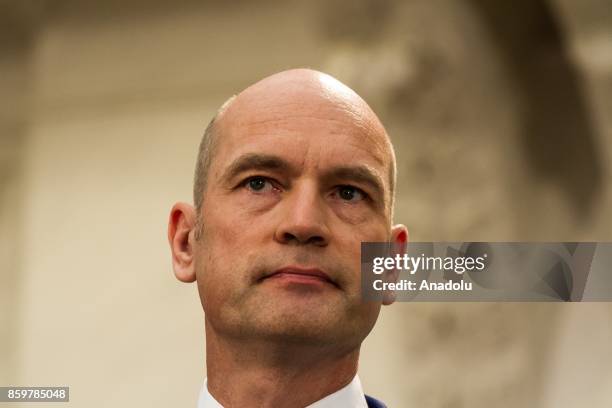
[322,165,385,201]
[220,153,294,185]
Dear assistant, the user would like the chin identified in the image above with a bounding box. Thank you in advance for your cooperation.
[254,324,354,349]
[247,307,372,348]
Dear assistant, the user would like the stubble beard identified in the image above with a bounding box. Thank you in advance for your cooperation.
[197,249,377,352]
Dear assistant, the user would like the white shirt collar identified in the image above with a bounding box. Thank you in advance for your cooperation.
[197,379,222,408]
[198,375,368,408]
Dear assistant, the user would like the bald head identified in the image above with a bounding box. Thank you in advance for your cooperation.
[194,69,396,217]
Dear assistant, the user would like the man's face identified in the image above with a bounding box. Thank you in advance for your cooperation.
[194,76,396,349]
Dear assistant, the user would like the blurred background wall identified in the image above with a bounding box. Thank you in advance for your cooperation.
[1,0,612,407]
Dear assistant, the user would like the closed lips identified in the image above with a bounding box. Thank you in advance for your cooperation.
[265,267,338,287]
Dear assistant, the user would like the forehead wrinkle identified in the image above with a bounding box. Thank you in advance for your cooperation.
[227,97,382,139]
[343,139,386,168]
[237,116,371,139]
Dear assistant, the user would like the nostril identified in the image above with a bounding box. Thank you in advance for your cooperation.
[307,236,326,246]
[282,232,298,243]
[281,232,327,246]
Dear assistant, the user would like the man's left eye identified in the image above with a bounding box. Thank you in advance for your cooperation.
[336,186,366,202]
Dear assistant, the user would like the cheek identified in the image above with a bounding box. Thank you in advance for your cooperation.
[194,238,251,317]
[329,202,370,225]
[208,190,279,237]
[195,201,270,287]
[332,222,389,287]
[235,189,281,213]
[327,197,389,234]
[204,198,254,245]
[193,211,244,302]
[333,217,389,251]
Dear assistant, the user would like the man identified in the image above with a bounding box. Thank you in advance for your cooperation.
[168,68,408,407]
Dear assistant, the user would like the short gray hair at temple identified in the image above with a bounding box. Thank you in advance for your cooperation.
[192,94,397,230]
[193,95,236,213]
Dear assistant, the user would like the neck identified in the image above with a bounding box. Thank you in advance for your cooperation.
[204,320,360,408]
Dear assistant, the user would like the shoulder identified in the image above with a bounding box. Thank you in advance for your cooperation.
[365,394,387,408]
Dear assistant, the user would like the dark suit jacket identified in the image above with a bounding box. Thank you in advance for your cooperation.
[365,394,387,408]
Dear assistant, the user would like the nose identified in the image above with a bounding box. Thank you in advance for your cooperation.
[274,181,330,247]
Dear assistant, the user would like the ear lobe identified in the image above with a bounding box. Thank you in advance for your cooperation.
[168,202,197,283]
[381,269,398,305]
[382,224,409,305]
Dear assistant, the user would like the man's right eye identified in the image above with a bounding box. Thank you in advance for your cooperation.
[244,176,275,193]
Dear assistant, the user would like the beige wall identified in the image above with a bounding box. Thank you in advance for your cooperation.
[2,1,612,407]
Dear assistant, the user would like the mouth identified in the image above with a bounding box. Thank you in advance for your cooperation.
[260,266,339,289]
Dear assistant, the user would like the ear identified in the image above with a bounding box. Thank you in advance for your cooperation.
[382,224,409,305]
[168,202,197,283]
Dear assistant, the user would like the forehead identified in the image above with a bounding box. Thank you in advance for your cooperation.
[211,81,392,181]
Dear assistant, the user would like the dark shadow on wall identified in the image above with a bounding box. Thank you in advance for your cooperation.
[470,0,603,218]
